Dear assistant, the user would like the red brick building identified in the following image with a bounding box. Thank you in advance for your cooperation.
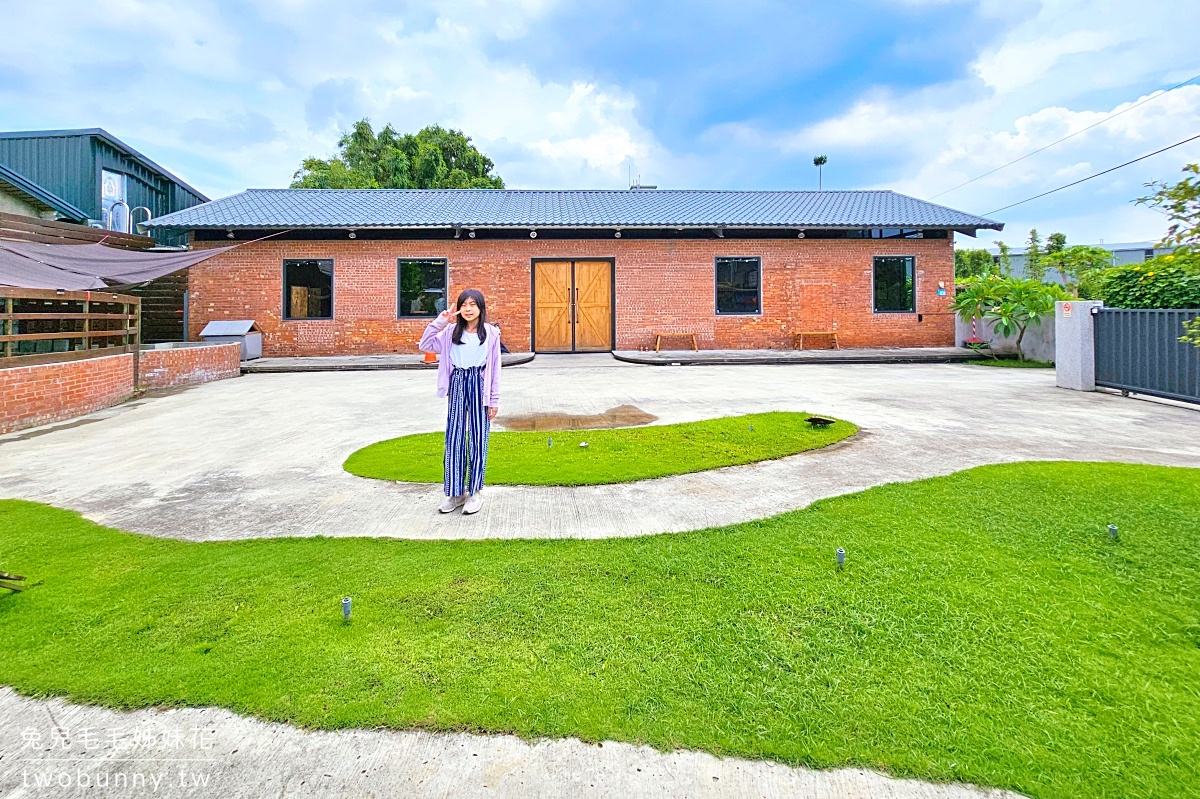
[145,189,1002,356]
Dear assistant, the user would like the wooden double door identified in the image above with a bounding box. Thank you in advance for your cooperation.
[532,260,614,352]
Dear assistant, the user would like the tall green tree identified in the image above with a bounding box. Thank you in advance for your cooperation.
[1024,229,1045,282]
[995,241,1013,276]
[1045,232,1067,258]
[292,120,504,189]
[1043,245,1112,290]
[954,249,996,279]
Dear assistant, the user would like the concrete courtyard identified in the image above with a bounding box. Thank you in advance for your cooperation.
[1,355,1198,541]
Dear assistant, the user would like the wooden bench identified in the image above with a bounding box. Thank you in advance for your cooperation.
[793,331,840,351]
[654,332,699,352]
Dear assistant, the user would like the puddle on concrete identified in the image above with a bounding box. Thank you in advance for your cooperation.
[499,404,658,432]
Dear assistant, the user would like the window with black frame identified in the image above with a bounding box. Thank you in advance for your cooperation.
[398,259,448,317]
[873,256,915,313]
[715,256,761,314]
[283,259,333,319]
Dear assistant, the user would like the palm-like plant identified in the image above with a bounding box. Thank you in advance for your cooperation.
[950,279,1001,345]
[813,155,828,190]
[951,278,1066,360]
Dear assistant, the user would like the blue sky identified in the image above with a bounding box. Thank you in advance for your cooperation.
[1,0,1198,248]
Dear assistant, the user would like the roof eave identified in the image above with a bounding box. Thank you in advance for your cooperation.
[144,222,993,232]
[0,163,90,222]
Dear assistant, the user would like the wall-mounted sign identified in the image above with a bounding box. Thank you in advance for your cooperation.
[102,169,127,232]
[1063,302,1073,317]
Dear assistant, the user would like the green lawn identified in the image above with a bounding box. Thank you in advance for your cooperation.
[344,411,857,485]
[966,358,1055,368]
[2,462,1198,799]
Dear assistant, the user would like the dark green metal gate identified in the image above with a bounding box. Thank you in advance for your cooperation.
[1093,308,1200,404]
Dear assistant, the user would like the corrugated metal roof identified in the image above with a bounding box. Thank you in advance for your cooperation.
[0,129,210,203]
[0,162,89,221]
[144,188,1003,231]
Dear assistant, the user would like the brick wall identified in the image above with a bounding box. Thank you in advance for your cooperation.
[187,236,956,355]
[1,344,241,435]
[0,353,134,435]
[139,343,242,390]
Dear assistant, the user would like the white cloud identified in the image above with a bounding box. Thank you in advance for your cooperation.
[0,0,661,195]
[973,29,1119,92]
[732,0,1200,243]
[2,0,1196,248]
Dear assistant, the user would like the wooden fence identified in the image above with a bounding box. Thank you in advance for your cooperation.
[0,287,141,380]
[0,211,155,250]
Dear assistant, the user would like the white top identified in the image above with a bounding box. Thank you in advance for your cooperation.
[450,331,487,368]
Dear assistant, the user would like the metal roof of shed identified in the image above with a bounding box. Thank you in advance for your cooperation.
[0,162,89,221]
[144,188,1003,232]
[0,128,209,203]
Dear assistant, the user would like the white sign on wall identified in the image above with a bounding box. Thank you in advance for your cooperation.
[102,169,127,232]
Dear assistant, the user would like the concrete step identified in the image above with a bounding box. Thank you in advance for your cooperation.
[242,352,535,373]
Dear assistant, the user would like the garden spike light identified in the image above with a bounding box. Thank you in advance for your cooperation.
[343,596,352,621]
[836,548,846,569]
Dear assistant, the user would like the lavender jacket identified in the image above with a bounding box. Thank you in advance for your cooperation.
[419,316,502,408]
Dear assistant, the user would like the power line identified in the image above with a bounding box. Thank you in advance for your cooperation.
[981,132,1200,216]
[930,71,1200,200]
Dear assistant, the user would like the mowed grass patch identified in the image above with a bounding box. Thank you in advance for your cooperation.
[343,411,856,486]
[1,463,1199,798]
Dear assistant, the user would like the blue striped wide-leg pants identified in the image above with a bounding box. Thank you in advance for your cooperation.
[444,365,490,497]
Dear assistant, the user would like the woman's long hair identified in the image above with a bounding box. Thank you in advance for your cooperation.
[451,288,488,345]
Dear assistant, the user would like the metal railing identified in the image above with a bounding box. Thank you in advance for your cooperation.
[1093,307,1200,404]
[0,288,141,381]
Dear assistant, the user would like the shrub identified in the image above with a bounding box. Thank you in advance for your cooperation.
[1081,253,1200,309]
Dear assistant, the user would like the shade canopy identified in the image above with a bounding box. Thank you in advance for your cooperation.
[0,241,235,290]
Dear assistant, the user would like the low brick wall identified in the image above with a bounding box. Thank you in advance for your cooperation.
[0,352,135,435]
[139,342,241,390]
[1,343,241,435]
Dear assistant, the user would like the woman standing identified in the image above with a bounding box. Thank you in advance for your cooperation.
[419,289,501,515]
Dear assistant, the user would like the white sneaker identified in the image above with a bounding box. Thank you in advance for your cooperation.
[438,495,466,513]
[463,492,484,515]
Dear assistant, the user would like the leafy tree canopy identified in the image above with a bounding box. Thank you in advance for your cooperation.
[292,121,504,190]
[1041,244,1113,287]
[954,248,996,279]
[1137,163,1200,250]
